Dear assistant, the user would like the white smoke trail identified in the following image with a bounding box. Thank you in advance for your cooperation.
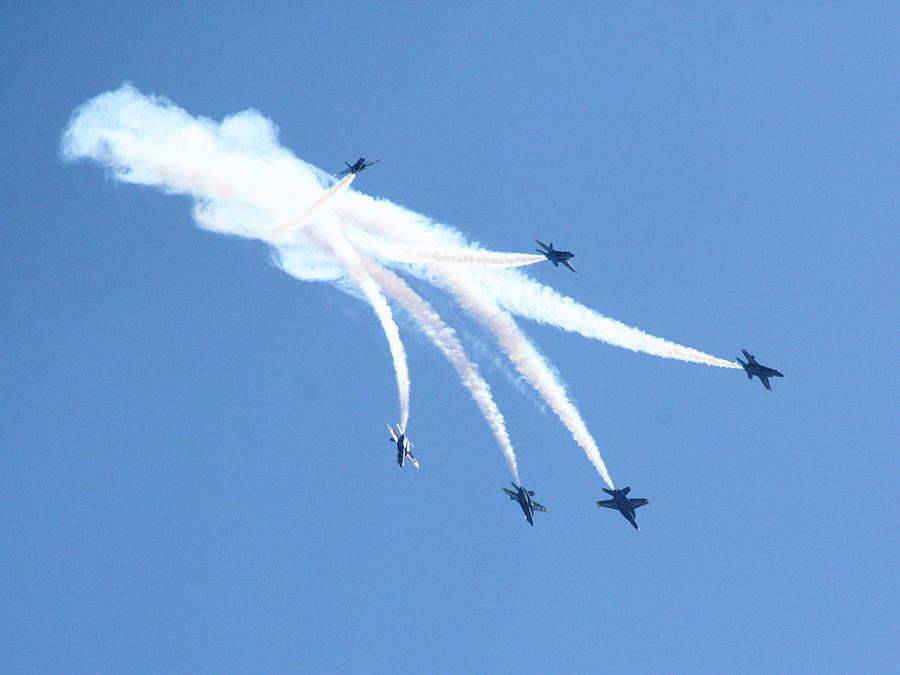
[353,232,543,268]
[363,261,520,481]
[433,264,615,488]
[268,173,355,242]
[310,221,411,433]
[475,269,742,369]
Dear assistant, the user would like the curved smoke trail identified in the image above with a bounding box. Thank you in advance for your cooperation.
[310,222,411,434]
[363,261,520,481]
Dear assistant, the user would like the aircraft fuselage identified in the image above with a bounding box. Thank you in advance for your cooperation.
[736,349,784,390]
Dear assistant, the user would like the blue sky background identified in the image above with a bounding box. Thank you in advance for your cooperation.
[2,3,897,672]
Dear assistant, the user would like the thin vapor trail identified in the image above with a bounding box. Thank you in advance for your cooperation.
[312,222,411,433]
[476,269,742,369]
[355,234,544,268]
[268,173,355,241]
[433,264,615,488]
[364,260,520,481]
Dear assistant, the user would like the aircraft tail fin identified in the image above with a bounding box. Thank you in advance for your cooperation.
[621,486,631,495]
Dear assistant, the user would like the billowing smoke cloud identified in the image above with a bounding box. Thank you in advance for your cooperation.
[63,84,741,489]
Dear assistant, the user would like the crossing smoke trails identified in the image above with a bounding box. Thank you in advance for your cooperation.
[63,84,740,486]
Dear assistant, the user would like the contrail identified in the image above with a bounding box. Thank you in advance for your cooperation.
[310,221,411,433]
[475,269,742,369]
[433,264,615,488]
[364,260,520,481]
[352,232,544,268]
[268,173,355,242]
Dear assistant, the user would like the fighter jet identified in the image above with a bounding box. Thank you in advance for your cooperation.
[736,349,784,391]
[336,157,381,177]
[535,240,576,272]
[501,482,548,526]
[596,487,650,530]
[387,423,418,469]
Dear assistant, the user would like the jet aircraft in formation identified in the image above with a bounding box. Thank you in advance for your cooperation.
[387,423,418,469]
[501,482,548,526]
[535,239,577,272]
[336,157,381,177]
[349,156,781,530]
[596,487,650,530]
[736,349,784,390]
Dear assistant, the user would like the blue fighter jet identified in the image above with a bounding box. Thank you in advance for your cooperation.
[596,487,650,530]
[502,482,548,526]
[336,157,381,177]
[736,349,784,391]
[535,240,576,272]
[387,424,418,469]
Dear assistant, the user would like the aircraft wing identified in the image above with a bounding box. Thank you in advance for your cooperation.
[629,498,650,509]
[596,499,619,510]
[760,375,772,390]
[531,501,548,513]
[562,260,577,273]
[387,424,398,442]
[502,487,518,499]
[407,454,420,469]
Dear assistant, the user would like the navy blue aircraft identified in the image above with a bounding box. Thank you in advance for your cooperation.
[596,487,650,530]
[336,157,381,177]
[736,349,784,391]
[502,482,548,526]
[535,240,576,272]
[387,424,418,469]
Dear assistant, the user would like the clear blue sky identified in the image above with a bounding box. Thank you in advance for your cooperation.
[2,3,897,672]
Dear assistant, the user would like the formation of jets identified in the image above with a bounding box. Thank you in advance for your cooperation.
[345,155,784,528]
